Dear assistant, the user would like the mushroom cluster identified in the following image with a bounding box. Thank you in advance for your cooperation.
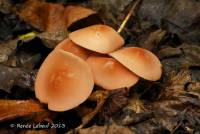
[35,24,162,111]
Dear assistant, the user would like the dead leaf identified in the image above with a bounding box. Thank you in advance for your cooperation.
[21,129,56,134]
[75,89,109,130]
[0,64,36,92]
[138,0,200,43]
[115,108,153,126]
[142,29,166,52]
[18,0,99,48]
[64,5,97,29]
[78,124,135,134]
[0,39,18,63]
[18,0,97,32]
[98,88,129,123]
[38,31,68,48]
[0,0,12,14]
[0,100,46,122]
[158,47,182,59]
[179,44,200,66]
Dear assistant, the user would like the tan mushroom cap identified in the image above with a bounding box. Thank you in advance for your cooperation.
[55,38,91,60]
[109,47,162,81]
[65,5,96,28]
[86,56,139,90]
[69,24,125,54]
[35,49,94,111]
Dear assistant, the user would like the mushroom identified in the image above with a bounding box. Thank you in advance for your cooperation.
[55,38,91,60]
[69,24,124,54]
[109,47,162,81]
[86,56,139,90]
[35,49,94,111]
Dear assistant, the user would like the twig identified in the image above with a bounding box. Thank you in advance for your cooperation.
[117,0,141,34]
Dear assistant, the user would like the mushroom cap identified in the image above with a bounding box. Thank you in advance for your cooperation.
[109,47,162,81]
[69,24,124,54]
[65,5,96,29]
[35,49,94,111]
[86,56,139,90]
[55,38,91,60]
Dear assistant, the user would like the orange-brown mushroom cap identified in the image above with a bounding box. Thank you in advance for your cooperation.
[109,47,162,81]
[35,49,94,111]
[55,38,91,60]
[86,56,139,90]
[69,24,125,54]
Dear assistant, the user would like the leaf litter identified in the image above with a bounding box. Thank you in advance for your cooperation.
[0,0,200,134]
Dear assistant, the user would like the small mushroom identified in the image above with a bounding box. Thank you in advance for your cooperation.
[55,38,91,60]
[69,24,124,54]
[86,56,139,90]
[35,49,94,111]
[109,47,162,81]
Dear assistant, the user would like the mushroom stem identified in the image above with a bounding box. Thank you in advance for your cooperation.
[117,0,141,34]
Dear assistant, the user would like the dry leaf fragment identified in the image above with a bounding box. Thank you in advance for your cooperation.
[158,47,182,59]
[76,90,109,130]
[0,64,36,92]
[142,29,166,52]
[19,0,98,32]
[18,0,99,48]
[64,5,97,29]
[18,0,47,31]
[78,124,135,134]
[179,44,200,66]
[0,39,18,63]
[19,0,67,32]
[98,88,129,123]
[0,0,12,14]
[0,100,46,122]
[38,31,68,48]
[21,129,56,134]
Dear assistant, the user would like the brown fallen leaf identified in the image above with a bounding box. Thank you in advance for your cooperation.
[77,124,135,134]
[18,0,98,32]
[21,129,56,134]
[0,0,13,14]
[0,39,18,63]
[18,0,47,31]
[159,70,191,99]
[18,0,100,48]
[98,88,129,123]
[142,29,166,52]
[0,64,36,93]
[179,44,200,67]
[75,89,109,130]
[64,5,97,30]
[38,31,68,48]
[160,44,200,75]
[0,100,46,122]
[158,47,182,59]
